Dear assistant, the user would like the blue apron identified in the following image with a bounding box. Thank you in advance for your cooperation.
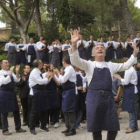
[16,45,27,65]
[51,47,60,67]
[63,45,70,57]
[105,43,115,61]
[27,45,36,64]
[86,67,120,132]
[116,43,124,59]
[78,43,88,60]
[7,46,17,65]
[125,43,133,58]
[76,74,84,111]
[39,46,49,63]
[0,76,19,113]
[44,79,60,109]
[87,42,94,60]
[122,83,135,113]
[62,80,76,112]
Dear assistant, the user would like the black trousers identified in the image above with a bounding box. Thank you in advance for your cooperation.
[20,98,28,124]
[28,96,47,130]
[0,114,2,128]
[63,112,76,131]
[1,111,21,133]
[92,131,118,140]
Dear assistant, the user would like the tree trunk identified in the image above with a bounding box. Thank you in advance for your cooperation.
[35,0,43,37]
[18,26,29,43]
[119,0,135,35]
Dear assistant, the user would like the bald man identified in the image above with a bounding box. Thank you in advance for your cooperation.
[68,30,138,140]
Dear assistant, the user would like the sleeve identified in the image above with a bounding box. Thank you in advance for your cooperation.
[122,42,125,48]
[34,44,37,52]
[110,55,137,73]
[124,42,127,49]
[0,73,11,85]
[37,44,42,50]
[33,73,49,85]
[21,44,27,51]
[59,68,72,83]
[121,70,132,85]
[12,73,20,83]
[68,49,90,72]
[5,43,9,51]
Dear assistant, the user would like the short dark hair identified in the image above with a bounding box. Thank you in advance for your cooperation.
[24,65,30,69]
[33,59,42,68]
[63,56,71,65]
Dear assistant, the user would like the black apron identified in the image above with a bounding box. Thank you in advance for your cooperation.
[125,43,133,58]
[27,45,37,65]
[122,83,135,113]
[63,45,70,57]
[7,46,17,65]
[105,43,115,61]
[116,43,124,59]
[39,46,49,63]
[86,66,120,132]
[87,42,94,60]
[16,45,27,65]
[51,47,60,67]
[0,75,19,113]
[78,43,88,60]
[62,80,76,112]
[44,78,60,109]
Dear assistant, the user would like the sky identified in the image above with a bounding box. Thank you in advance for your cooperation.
[0,0,140,28]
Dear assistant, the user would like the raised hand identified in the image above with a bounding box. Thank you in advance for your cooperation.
[15,65,20,73]
[10,66,15,73]
[71,29,80,44]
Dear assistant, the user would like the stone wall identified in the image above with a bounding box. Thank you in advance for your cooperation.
[0,28,11,41]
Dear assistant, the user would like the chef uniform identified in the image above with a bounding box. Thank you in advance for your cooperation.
[59,65,77,135]
[26,43,37,66]
[121,66,138,132]
[5,42,17,65]
[37,42,49,63]
[0,69,22,133]
[69,49,137,139]
[28,68,50,133]
[105,41,116,61]
[77,40,87,60]
[115,42,124,59]
[16,43,27,65]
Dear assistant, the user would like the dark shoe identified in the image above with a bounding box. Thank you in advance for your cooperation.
[16,128,27,133]
[3,131,12,135]
[61,129,70,133]
[30,129,36,135]
[40,127,49,132]
[22,122,28,126]
[65,130,76,136]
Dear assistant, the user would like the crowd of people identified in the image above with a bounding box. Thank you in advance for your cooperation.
[0,30,140,140]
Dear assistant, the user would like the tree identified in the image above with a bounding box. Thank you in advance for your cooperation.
[0,0,35,43]
[119,0,136,35]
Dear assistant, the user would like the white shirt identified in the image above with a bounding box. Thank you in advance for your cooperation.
[29,68,49,95]
[115,42,125,49]
[105,41,116,49]
[121,67,138,94]
[26,43,37,53]
[77,40,87,48]
[48,45,53,53]
[68,49,137,85]
[5,42,17,51]
[62,44,71,51]
[37,42,46,50]
[134,37,140,43]
[86,40,97,47]
[59,65,76,84]
[36,41,42,47]
[0,70,20,86]
[16,44,27,52]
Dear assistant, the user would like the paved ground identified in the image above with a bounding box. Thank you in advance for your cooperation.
[0,112,140,140]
